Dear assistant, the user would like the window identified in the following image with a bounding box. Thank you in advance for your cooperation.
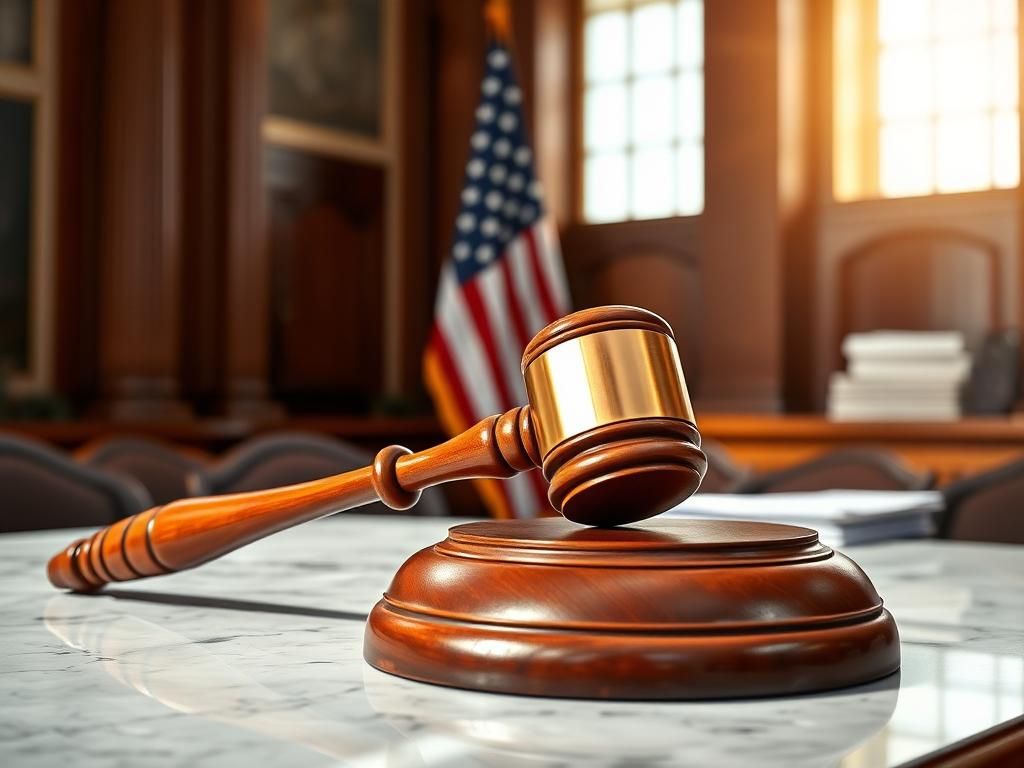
[581,0,704,223]
[834,0,1020,201]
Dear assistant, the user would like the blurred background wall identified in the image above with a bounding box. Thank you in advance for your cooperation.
[1,0,1023,511]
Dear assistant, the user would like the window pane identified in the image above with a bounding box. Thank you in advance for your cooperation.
[880,121,933,196]
[936,115,990,192]
[585,12,627,83]
[935,41,990,114]
[585,153,628,222]
[631,146,675,219]
[677,71,703,140]
[878,0,930,44]
[934,0,988,39]
[992,34,1018,109]
[632,76,674,144]
[993,111,1020,188]
[631,2,674,75]
[676,141,704,215]
[992,0,1018,28]
[585,0,628,12]
[585,83,628,150]
[879,46,932,119]
[677,0,703,69]
[581,0,706,222]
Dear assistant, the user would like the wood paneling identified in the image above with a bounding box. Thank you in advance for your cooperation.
[700,414,1024,486]
[266,147,385,411]
[95,0,190,419]
[54,0,104,404]
[838,230,1000,368]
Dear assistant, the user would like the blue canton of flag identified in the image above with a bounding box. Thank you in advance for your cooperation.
[424,39,572,520]
[450,44,544,283]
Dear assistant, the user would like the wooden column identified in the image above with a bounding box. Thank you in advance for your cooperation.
[221,0,283,419]
[701,0,811,411]
[95,0,190,420]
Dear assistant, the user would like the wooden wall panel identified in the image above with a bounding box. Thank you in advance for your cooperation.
[95,0,190,419]
[814,192,1020,408]
[266,147,385,411]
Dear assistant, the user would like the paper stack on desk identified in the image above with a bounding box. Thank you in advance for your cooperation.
[827,331,971,421]
[665,490,943,547]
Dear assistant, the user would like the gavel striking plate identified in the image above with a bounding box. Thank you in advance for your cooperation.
[47,306,900,699]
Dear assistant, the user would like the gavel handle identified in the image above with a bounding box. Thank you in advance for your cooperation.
[48,407,540,592]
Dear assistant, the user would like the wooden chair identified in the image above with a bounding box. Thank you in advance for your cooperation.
[76,436,209,505]
[0,433,152,533]
[696,439,752,493]
[188,432,450,517]
[736,449,934,494]
[940,458,1024,545]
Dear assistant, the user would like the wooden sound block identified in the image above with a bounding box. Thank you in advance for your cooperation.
[364,518,900,699]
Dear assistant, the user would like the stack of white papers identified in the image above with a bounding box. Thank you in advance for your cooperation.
[828,331,971,422]
[665,490,943,547]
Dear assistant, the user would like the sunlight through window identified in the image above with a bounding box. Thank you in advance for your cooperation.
[835,0,1019,200]
[582,0,704,222]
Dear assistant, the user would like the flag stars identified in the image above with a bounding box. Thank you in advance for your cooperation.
[503,86,522,105]
[476,244,495,264]
[528,180,543,199]
[489,164,508,184]
[461,186,480,205]
[476,103,495,123]
[514,146,532,166]
[503,199,520,218]
[467,158,485,178]
[481,217,500,236]
[520,204,536,222]
[471,131,490,151]
[457,212,475,232]
[507,173,525,192]
[493,138,511,158]
[453,242,470,261]
[498,112,518,132]
[485,191,503,211]
[488,49,509,69]
[482,76,501,96]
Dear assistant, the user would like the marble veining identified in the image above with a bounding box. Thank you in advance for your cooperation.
[1,516,1022,767]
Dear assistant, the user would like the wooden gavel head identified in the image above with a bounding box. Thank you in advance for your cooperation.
[46,304,705,592]
[521,305,706,527]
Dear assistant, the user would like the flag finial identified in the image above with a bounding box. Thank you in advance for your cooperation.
[484,0,512,41]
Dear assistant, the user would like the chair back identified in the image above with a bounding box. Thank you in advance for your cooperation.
[77,436,208,505]
[941,458,1024,544]
[697,440,752,493]
[0,433,152,532]
[189,432,450,517]
[736,449,934,494]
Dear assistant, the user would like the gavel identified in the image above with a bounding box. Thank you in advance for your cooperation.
[47,306,707,592]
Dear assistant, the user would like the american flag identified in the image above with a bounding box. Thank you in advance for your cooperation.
[424,39,571,519]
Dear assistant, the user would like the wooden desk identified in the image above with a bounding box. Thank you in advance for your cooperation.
[3,413,1023,489]
[700,414,1024,484]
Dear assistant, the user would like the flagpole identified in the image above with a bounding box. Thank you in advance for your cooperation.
[483,0,512,44]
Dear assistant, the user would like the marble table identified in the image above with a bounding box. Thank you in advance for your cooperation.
[2,515,1022,767]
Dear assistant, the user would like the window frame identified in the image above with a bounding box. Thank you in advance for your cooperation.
[832,0,1021,203]
[572,0,706,225]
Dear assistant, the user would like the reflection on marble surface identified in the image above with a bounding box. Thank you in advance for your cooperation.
[1,517,1023,767]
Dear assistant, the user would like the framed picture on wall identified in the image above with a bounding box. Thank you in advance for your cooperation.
[264,0,396,164]
[0,0,55,394]
[0,0,34,66]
